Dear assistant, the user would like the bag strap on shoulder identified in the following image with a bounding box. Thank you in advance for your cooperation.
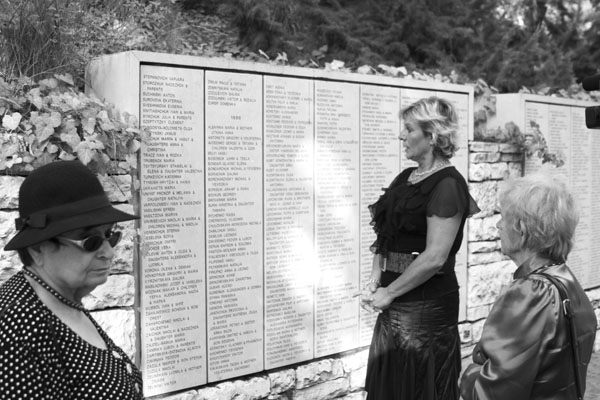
[535,271,583,400]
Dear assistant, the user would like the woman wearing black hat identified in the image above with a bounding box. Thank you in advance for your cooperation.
[0,161,143,399]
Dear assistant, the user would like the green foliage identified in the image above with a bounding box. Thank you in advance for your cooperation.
[0,74,145,175]
[2,0,599,104]
[0,0,86,81]
[219,0,288,51]
[0,0,225,87]
[210,0,597,93]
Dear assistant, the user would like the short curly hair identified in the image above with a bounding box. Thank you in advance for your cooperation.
[499,173,579,262]
[401,96,459,158]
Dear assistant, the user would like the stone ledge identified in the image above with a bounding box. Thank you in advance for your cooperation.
[469,152,502,164]
[469,240,501,253]
[296,359,345,389]
[469,142,499,152]
[498,143,521,153]
[195,377,270,400]
[158,391,198,400]
[293,377,350,400]
[500,153,523,162]
[468,250,506,265]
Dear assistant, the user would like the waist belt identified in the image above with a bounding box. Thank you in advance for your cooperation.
[380,252,419,273]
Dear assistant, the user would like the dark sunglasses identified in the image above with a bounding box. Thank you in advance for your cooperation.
[58,230,122,252]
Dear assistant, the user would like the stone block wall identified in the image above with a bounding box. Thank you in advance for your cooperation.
[151,349,370,400]
[460,141,600,359]
[458,141,524,357]
[2,142,600,399]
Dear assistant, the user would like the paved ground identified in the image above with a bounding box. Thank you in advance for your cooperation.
[587,351,600,399]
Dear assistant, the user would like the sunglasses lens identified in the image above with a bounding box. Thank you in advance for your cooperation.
[107,231,122,247]
[82,235,105,252]
[80,231,121,252]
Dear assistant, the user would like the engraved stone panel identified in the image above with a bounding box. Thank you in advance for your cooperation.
[263,76,315,369]
[205,71,264,382]
[493,94,600,289]
[140,65,206,396]
[87,52,473,397]
[314,80,360,356]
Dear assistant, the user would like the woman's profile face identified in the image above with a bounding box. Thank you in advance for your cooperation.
[496,211,521,258]
[38,224,116,295]
[399,118,433,162]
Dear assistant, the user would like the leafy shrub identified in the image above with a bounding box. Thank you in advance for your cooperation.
[0,0,200,87]
[0,74,144,175]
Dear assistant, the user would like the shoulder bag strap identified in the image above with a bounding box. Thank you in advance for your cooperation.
[536,271,584,400]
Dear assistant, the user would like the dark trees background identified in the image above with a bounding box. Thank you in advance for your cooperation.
[206,0,600,91]
[1,0,600,92]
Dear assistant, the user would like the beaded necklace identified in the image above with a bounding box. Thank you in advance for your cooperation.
[23,267,87,312]
[21,268,134,368]
[408,160,451,183]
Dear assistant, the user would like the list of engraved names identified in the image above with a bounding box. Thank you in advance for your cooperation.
[205,71,264,382]
[140,65,206,396]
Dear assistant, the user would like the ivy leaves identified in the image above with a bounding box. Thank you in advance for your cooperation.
[0,74,146,174]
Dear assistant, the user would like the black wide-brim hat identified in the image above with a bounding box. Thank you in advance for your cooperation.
[4,160,139,251]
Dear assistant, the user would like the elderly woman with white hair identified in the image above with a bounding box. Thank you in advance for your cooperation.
[460,173,597,400]
[360,97,479,399]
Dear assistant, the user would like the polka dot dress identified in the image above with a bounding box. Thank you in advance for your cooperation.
[0,271,143,399]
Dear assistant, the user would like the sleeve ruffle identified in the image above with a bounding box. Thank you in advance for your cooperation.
[427,176,480,218]
[368,183,420,255]
[368,188,396,256]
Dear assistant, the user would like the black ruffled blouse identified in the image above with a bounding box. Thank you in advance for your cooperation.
[369,166,480,300]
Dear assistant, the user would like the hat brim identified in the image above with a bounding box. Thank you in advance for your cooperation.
[4,206,139,251]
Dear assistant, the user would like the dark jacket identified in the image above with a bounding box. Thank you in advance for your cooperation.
[460,262,597,400]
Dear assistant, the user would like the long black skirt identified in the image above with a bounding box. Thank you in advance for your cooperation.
[365,291,461,400]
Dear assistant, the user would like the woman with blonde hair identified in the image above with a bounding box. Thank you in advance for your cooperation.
[361,96,479,399]
[460,173,596,400]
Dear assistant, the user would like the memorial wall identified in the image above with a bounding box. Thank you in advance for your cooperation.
[492,94,600,289]
[87,51,473,397]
